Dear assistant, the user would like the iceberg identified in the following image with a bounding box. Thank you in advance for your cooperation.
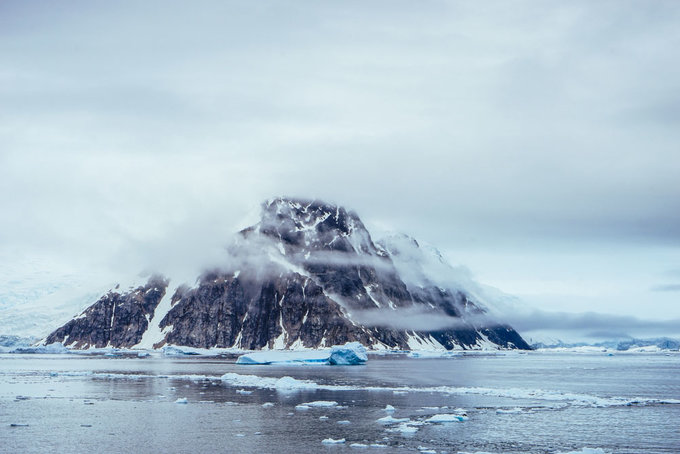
[235,342,368,365]
[174,398,188,404]
[162,346,200,356]
[236,350,329,365]
[329,342,368,365]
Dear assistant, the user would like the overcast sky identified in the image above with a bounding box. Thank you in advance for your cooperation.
[1,1,679,339]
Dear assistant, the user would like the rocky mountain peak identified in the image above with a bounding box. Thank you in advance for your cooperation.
[255,197,379,256]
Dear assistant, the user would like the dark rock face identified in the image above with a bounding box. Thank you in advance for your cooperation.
[45,276,167,348]
[46,198,531,350]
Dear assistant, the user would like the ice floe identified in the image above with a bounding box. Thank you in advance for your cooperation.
[322,438,346,444]
[236,342,367,365]
[377,415,409,424]
[427,413,468,422]
[300,400,338,408]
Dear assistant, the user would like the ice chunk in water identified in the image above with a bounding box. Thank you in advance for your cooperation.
[322,438,346,444]
[329,342,368,365]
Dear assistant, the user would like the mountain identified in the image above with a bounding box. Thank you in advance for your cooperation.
[44,198,530,351]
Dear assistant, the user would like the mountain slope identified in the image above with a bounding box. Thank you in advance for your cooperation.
[45,198,530,350]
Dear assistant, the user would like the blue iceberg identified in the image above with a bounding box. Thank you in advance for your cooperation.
[236,342,367,366]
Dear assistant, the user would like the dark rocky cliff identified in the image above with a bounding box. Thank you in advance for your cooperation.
[45,198,531,350]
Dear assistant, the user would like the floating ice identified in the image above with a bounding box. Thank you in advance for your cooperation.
[387,423,419,435]
[350,443,369,448]
[236,389,253,395]
[329,342,368,365]
[496,407,523,414]
[261,402,275,408]
[427,413,468,423]
[322,438,346,444]
[377,415,410,424]
[557,449,608,454]
[295,405,311,411]
[236,342,367,366]
[337,420,351,425]
[384,405,395,412]
[236,350,329,365]
[174,398,188,404]
[301,401,338,408]
[11,342,69,354]
[220,373,319,391]
[162,346,199,356]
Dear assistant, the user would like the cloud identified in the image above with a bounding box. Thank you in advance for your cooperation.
[2,0,680,327]
[505,309,680,338]
[650,284,680,292]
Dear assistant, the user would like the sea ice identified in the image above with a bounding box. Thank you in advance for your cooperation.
[219,373,319,391]
[236,350,329,365]
[329,342,368,365]
[300,400,338,408]
[427,413,468,423]
[236,342,367,365]
[162,346,199,356]
[174,398,188,404]
[387,423,419,435]
[496,407,523,414]
[337,420,351,425]
[11,342,69,354]
[322,438,346,444]
[261,402,275,408]
[377,415,410,424]
[556,449,607,454]
[384,404,395,412]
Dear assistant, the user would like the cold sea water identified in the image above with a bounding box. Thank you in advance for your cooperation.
[0,351,678,454]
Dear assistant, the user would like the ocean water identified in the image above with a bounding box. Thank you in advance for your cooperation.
[0,352,678,453]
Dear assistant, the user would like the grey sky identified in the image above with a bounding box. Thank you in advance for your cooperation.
[1,1,679,338]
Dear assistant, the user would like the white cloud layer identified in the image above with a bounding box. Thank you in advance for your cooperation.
[1,1,679,336]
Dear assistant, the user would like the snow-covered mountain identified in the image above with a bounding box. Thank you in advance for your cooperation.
[44,198,530,350]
